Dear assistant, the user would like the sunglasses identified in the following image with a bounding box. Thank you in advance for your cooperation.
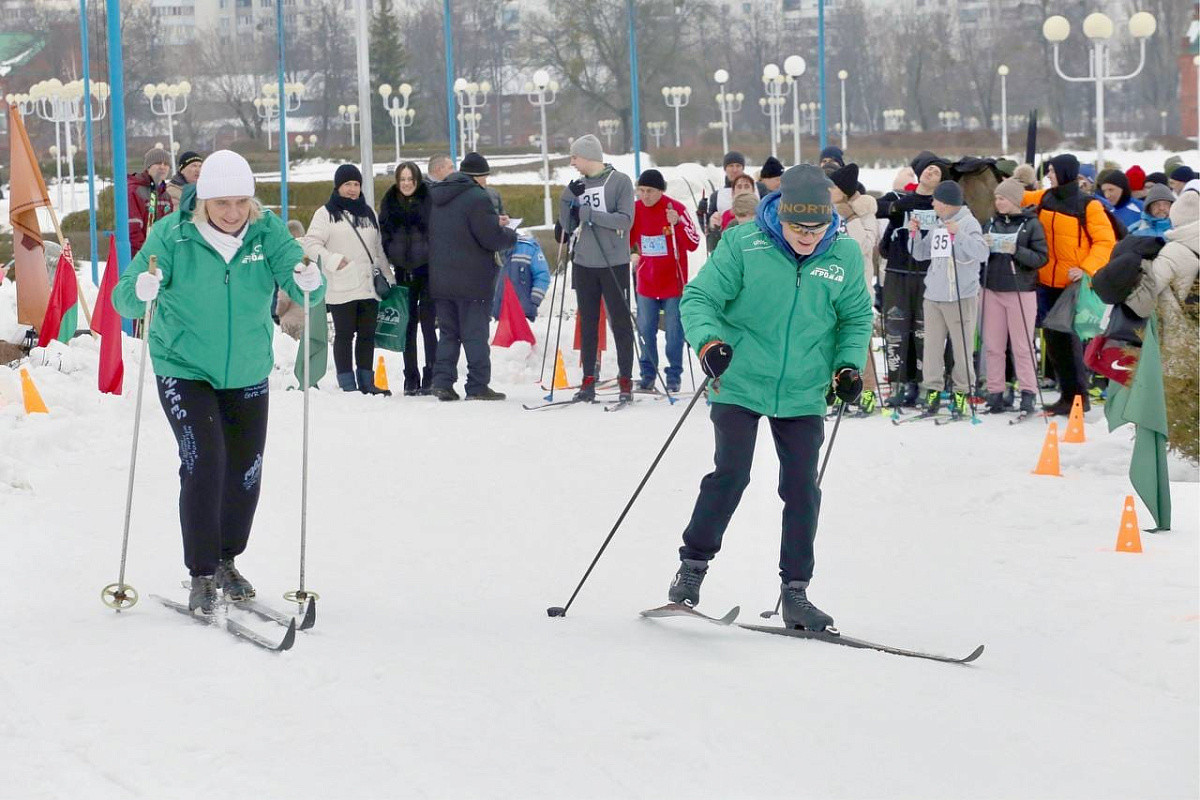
[784,222,830,240]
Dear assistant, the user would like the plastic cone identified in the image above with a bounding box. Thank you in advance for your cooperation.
[1062,395,1086,443]
[1032,422,1061,476]
[375,355,389,392]
[1115,495,1143,553]
[20,368,48,414]
[553,349,570,390]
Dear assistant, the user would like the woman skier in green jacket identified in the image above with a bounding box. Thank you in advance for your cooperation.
[113,150,326,615]
[669,165,874,631]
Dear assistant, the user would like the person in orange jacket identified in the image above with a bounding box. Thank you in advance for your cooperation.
[1022,153,1116,414]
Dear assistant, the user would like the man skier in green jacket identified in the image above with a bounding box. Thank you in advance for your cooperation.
[670,165,874,631]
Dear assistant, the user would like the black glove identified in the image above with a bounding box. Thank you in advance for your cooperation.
[568,179,586,197]
[833,367,863,404]
[554,221,567,243]
[699,341,734,379]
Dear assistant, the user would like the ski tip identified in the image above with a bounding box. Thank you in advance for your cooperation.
[277,619,297,651]
[717,606,741,624]
[961,644,985,664]
[300,597,317,630]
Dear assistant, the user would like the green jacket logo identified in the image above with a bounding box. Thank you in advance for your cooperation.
[811,263,845,283]
[241,244,265,264]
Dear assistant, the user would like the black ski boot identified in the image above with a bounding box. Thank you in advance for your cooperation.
[573,376,597,402]
[189,574,219,615]
[357,369,393,397]
[215,558,256,601]
[668,559,708,607]
[780,580,834,631]
[618,377,634,404]
[983,392,1006,414]
[1019,390,1037,414]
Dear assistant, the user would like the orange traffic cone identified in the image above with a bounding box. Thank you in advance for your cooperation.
[553,349,570,390]
[375,355,390,392]
[1115,495,1143,553]
[1032,422,1062,476]
[20,368,48,414]
[1061,395,1086,443]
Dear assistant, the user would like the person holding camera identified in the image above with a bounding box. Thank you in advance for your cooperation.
[667,165,873,632]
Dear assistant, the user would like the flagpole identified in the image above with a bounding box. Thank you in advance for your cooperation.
[43,203,97,334]
[105,0,132,335]
[80,0,99,285]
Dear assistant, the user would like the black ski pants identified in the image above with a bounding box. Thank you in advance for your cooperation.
[156,376,269,577]
[402,270,437,384]
[432,298,492,394]
[883,271,926,386]
[574,263,634,380]
[328,298,379,375]
[680,403,825,584]
[1037,285,1087,401]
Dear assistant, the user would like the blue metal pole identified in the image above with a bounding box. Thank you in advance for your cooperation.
[443,0,458,164]
[817,0,827,153]
[106,0,131,335]
[80,0,98,284]
[276,0,289,223]
[627,0,641,176]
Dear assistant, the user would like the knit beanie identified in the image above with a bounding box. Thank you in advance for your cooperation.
[759,156,784,179]
[177,151,203,171]
[778,165,833,224]
[910,150,946,180]
[1164,154,1184,174]
[994,178,1026,209]
[636,169,667,191]
[195,149,255,199]
[459,152,491,176]
[1012,163,1037,189]
[1048,153,1080,186]
[334,163,364,188]
[1125,165,1146,192]
[1169,165,1198,184]
[933,180,964,206]
[1078,163,1097,184]
[829,163,859,198]
[570,134,604,164]
[144,147,171,170]
[819,146,845,167]
[1144,171,1169,187]
[1143,183,1176,208]
[722,150,746,168]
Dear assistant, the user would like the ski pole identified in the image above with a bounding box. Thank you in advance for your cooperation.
[1009,259,1049,424]
[547,377,711,618]
[605,260,676,404]
[537,237,566,387]
[666,223,698,393]
[286,260,319,607]
[948,236,981,425]
[102,254,158,611]
[545,240,572,402]
[760,398,849,619]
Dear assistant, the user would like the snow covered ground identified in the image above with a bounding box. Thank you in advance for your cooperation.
[1,267,1197,798]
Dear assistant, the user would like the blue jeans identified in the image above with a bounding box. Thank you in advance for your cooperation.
[636,294,684,386]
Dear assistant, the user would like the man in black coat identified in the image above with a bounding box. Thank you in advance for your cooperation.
[428,152,518,401]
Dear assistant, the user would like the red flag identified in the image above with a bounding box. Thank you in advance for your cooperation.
[93,236,124,394]
[38,243,79,347]
[491,276,537,348]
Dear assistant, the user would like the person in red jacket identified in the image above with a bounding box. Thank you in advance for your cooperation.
[631,169,700,392]
[128,147,174,256]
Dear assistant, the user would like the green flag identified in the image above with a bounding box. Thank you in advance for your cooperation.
[1105,315,1171,530]
[294,294,328,389]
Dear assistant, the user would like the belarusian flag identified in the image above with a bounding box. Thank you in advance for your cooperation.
[92,235,125,395]
[38,242,79,347]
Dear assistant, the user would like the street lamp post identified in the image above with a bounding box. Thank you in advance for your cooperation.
[339,104,360,147]
[883,108,906,132]
[713,69,731,153]
[1042,10,1157,170]
[649,121,669,148]
[662,85,691,147]
[454,79,491,152]
[1160,110,1168,136]
[255,82,303,151]
[378,82,414,162]
[294,134,318,155]
[784,55,806,165]
[997,64,1009,154]
[803,102,821,136]
[525,69,558,226]
[837,69,848,151]
[143,81,191,157]
[599,119,621,150]
[761,63,789,159]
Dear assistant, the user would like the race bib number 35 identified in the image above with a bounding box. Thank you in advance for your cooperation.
[582,186,606,213]
[930,229,953,260]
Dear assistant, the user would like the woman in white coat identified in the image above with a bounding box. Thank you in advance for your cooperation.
[303,164,394,394]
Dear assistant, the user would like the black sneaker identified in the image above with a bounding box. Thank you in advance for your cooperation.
[189,574,219,615]
[666,379,681,394]
[215,558,255,601]
[637,377,656,392]
[466,387,506,401]
[668,559,708,607]
[780,580,833,631]
[432,387,460,402]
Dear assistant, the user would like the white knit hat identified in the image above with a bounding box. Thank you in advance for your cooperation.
[195,149,256,199]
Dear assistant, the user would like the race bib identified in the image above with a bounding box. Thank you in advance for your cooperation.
[640,234,668,257]
[989,233,1018,254]
[911,209,938,230]
[930,228,953,260]
[581,186,606,213]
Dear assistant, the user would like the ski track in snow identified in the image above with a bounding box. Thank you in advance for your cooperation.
[2,150,1199,798]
